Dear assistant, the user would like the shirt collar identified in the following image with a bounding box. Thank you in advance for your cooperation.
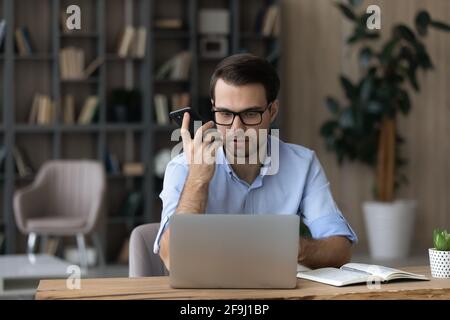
[217,135,274,178]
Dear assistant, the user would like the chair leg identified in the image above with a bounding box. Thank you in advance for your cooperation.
[92,232,106,268]
[76,234,88,271]
[27,232,37,255]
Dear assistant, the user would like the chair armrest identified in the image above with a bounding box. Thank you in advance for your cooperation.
[13,183,47,233]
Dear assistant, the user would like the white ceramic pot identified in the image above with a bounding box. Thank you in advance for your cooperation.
[363,199,417,260]
[429,248,450,278]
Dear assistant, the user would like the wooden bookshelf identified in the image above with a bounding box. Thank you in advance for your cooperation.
[0,0,281,260]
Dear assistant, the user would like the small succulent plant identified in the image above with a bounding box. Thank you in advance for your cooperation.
[433,229,450,251]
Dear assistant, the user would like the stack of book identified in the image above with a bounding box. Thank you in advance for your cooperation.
[154,92,191,125]
[77,95,99,124]
[123,162,145,176]
[60,47,103,80]
[154,94,169,125]
[171,92,191,110]
[257,4,280,37]
[117,25,147,58]
[15,26,35,56]
[156,51,191,81]
[28,94,54,125]
[59,47,84,79]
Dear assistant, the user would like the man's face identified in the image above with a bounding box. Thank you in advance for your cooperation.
[212,79,278,160]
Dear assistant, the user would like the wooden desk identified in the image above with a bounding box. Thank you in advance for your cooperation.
[35,266,450,300]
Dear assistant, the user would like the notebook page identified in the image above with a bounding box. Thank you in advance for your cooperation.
[342,263,427,280]
[297,268,369,287]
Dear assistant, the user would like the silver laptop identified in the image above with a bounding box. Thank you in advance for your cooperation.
[169,214,299,289]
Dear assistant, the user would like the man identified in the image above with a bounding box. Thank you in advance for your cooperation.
[153,53,357,270]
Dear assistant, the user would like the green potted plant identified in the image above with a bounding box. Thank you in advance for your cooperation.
[320,1,450,259]
[429,229,450,278]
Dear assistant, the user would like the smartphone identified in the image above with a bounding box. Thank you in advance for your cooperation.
[169,107,204,138]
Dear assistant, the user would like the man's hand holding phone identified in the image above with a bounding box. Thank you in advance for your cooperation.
[180,112,222,184]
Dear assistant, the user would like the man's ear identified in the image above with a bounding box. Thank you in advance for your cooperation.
[269,100,279,123]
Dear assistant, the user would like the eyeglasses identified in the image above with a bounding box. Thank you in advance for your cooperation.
[211,102,272,126]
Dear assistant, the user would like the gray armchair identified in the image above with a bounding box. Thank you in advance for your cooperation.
[129,223,168,277]
[13,160,106,270]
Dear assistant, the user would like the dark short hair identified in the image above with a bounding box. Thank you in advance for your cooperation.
[209,53,280,104]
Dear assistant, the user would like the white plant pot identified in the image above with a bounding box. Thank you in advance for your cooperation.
[429,248,450,278]
[363,199,416,260]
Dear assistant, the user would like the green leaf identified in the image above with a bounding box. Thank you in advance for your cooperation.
[394,25,417,44]
[339,108,354,128]
[359,47,373,67]
[335,3,357,21]
[415,11,431,36]
[360,77,372,101]
[340,75,357,99]
[348,0,364,6]
[397,90,411,115]
[320,120,338,137]
[433,229,450,251]
[380,39,398,63]
[325,97,340,114]
[430,21,450,32]
[407,67,420,91]
[367,101,383,114]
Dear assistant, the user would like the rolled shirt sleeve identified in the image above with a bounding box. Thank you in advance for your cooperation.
[299,152,358,243]
[153,156,189,254]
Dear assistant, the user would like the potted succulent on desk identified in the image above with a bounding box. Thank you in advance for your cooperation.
[320,1,450,260]
[429,229,450,278]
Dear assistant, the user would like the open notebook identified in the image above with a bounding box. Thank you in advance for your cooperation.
[297,263,429,287]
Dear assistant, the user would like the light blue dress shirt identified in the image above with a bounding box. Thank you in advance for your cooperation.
[153,135,358,254]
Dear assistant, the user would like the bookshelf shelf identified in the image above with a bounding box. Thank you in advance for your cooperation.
[1,0,281,261]
[105,54,144,62]
[104,123,145,131]
[14,55,53,61]
[15,125,56,133]
[60,77,99,84]
[60,32,99,38]
[154,30,190,39]
[152,124,178,132]
[154,79,189,85]
[59,125,102,132]
[240,33,277,41]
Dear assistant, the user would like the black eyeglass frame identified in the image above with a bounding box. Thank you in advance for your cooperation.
[211,102,273,126]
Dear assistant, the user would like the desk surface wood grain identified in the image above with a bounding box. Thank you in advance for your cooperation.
[35,266,450,300]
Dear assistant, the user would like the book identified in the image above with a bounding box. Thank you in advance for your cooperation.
[133,27,147,58]
[297,263,429,287]
[59,47,85,79]
[83,56,103,79]
[171,92,190,110]
[13,146,33,177]
[0,20,6,51]
[123,162,144,176]
[78,96,98,124]
[117,25,135,58]
[261,5,280,37]
[154,18,183,29]
[154,94,169,124]
[63,94,75,124]
[156,51,191,81]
